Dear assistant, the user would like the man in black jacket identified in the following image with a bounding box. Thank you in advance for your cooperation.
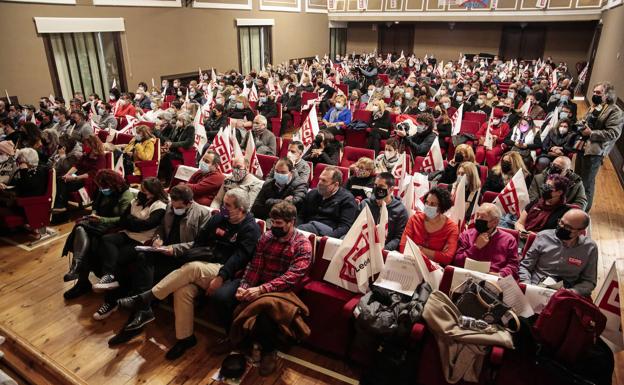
[280,83,301,135]
[251,158,307,220]
[297,166,356,238]
[115,188,261,359]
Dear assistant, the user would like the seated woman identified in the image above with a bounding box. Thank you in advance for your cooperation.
[186,150,225,206]
[439,144,475,184]
[475,108,511,167]
[97,102,118,131]
[228,95,255,134]
[303,130,341,166]
[396,113,437,157]
[48,135,82,178]
[346,157,375,202]
[414,95,432,116]
[374,137,400,174]
[53,135,105,214]
[348,89,363,113]
[0,140,16,184]
[514,174,571,242]
[483,151,531,193]
[541,118,575,161]
[62,170,134,299]
[399,186,459,265]
[504,116,542,169]
[433,104,452,151]
[204,104,228,145]
[120,125,156,175]
[322,94,352,136]
[114,93,137,119]
[366,99,392,154]
[155,112,195,184]
[389,93,406,115]
[92,177,168,295]
[0,148,48,207]
[40,129,59,164]
[451,162,482,223]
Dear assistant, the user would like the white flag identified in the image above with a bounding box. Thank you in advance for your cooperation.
[401,173,429,216]
[249,82,259,102]
[541,106,559,141]
[207,127,233,174]
[520,98,532,116]
[595,261,624,351]
[242,81,250,98]
[119,115,139,135]
[392,152,408,181]
[451,103,464,136]
[484,110,495,150]
[377,201,389,249]
[211,68,217,83]
[323,206,385,294]
[114,154,125,178]
[296,104,320,153]
[404,238,443,290]
[421,138,444,173]
[466,189,481,229]
[193,106,208,155]
[244,133,263,178]
[493,169,530,216]
[448,175,466,227]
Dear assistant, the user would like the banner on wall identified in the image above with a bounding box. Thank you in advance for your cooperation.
[357,0,367,10]
[535,0,547,8]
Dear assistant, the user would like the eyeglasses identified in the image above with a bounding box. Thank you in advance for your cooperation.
[558,219,584,232]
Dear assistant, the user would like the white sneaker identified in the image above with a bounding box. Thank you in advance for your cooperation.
[92,274,119,291]
[93,302,118,320]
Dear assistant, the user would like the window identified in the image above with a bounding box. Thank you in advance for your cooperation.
[44,32,125,103]
[329,28,347,59]
[238,26,272,75]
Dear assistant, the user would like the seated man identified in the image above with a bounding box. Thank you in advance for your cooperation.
[268,140,311,184]
[251,158,307,220]
[107,185,210,344]
[116,189,261,358]
[453,203,519,278]
[185,150,225,206]
[519,209,597,297]
[358,172,409,251]
[297,166,356,238]
[229,201,313,376]
[528,155,587,210]
[241,115,276,156]
[210,156,264,209]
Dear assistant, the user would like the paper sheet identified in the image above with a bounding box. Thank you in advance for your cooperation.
[374,252,422,296]
[174,165,199,182]
[465,258,491,274]
[499,274,534,318]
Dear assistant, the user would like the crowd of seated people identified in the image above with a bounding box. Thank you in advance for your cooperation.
[0,51,622,380]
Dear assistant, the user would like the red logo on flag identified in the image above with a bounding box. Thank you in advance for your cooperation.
[339,224,371,283]
[498,180,520,215]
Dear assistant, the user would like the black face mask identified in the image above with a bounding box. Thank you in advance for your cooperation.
[454,153,464,164]
[474,219,490,234]
[555,224,573,241]
[432,110,441,118]
[591,94,603,106]
[314,135,323,145]
[548,166,562,176]
[271,225,288,238]
[373,186,388,200]
[501,161,512,174]
[137,191,148,206]
[542,185,553,200]
[501,106,511,113]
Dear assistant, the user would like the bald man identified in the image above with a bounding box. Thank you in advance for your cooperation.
[528,156,587,210]
[519,209,597,297]
[453,203,519,278]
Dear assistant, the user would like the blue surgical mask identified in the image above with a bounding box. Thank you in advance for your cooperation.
[236,102,243,110]
[423,204,438,219]
[100,188,112,196]
[560,95,569,103]
[199,160,211,173]
[274,172,289,185]
[559,111,569,120]
[259,97,267,103]
[135,134,142,142]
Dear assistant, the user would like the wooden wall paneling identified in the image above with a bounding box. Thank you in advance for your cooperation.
[404,0,425,10]
[548,0,572,8]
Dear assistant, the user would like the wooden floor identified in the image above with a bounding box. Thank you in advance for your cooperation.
[1,102,624,385]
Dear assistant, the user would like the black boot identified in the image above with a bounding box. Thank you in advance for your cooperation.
[63,279,92,300]
[63,226,89,282]
[165,335,197,360]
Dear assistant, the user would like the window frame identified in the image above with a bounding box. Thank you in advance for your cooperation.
[237,25,273,75]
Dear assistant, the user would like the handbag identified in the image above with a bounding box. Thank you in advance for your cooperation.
[450,278,520,332]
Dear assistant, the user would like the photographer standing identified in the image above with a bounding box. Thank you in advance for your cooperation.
[575,82,623,211]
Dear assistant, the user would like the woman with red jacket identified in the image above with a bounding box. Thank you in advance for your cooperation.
[475,108,510,168]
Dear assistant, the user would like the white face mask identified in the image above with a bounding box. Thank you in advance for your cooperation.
[287,151,299,164]
[335,103,344,110]
[384,150,395,159]
[423,204,438,219]
[442,102,450,109]
[372,106,379,113]
[559,126,569,135]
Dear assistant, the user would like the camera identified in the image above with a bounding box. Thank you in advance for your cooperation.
[396,121,410,132]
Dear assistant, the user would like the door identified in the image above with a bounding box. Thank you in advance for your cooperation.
[499,25,545,61]
[378,24,414,55]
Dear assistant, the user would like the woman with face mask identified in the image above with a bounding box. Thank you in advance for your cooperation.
[504,116,542,168]
[433,104,453,151]
[114,93,137,119]
[61,170,134,299]
[0,148,48,208]
[303,130,341,166]
[395,113,437,157]
[366,99,392,153]
[483,151,530,193]
[120,125,156,176]
[542,118,575,160]
[345,157,375,201]
[439,144,476,185]
[322,95,352,136]
[399,187,459,265]
[475,108,512,167]
[374,138,400,174]
[227,95,255,133]
[155,111,196,184]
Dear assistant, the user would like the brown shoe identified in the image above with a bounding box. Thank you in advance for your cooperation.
[211,337,233,355]
[259,351,277,377]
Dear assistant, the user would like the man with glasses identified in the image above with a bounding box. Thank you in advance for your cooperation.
[518,209,597,297]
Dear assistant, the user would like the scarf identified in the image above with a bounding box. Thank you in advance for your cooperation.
[524,198,565,232]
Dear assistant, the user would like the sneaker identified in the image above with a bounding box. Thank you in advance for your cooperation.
[63,281,92,300]
[92,275,119,291]
[124,310,155,331]
[108,327,143,347]
[93,302,118,320]
[259,351,278,377]
[165,335,197,361]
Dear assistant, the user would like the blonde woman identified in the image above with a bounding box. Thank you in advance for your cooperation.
[322,94,352,135]
[483,151,530,193]
[122,125,156,175]
[440,143,476,184]
[346,157,375,201]
[367,98,392,153]
[451,162,482,222]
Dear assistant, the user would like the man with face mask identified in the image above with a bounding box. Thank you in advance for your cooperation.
[268,141,310,184]
[519,209,596,297]
[546,89,577,121]
[241,115,276,156]
[210,156,264,210]
[454,203,519,277]
[68,110,93,142]
[251,158,307,220]
[529,155,587,210]
[358,172,409,251]
[116,189,261,358]
[186,150,225,206]
[469,92,492,116]
[280,84,301,135]
[155,112,196,183]
[96,103,118,131]
[298,167,356,238]
[575,81,623,212]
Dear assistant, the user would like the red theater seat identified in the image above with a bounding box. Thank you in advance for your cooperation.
[257,154,279,177]
[340,146,375,168]
[310,163,349,188]
[126,138,161,184]
[0,169,55,232]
